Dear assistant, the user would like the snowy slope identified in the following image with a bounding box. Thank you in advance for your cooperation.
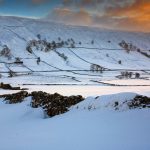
[0,16,150,85]
[0,16,150,150]
[0,92,150,150]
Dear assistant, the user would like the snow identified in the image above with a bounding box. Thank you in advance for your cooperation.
[0,92,150,150]
[0,16,150,85]
[19,85,150,97]
[101,79,150,86]
[0,16,150,150]
[0,85,149,97]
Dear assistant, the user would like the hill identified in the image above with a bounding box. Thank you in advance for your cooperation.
[0,16,150,85]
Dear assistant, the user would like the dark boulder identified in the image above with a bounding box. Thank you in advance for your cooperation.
[1,91,29,104]
[0,82,12,89]
[128,95,150,109]
[0,82,21,90]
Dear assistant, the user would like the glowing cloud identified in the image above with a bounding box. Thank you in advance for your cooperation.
[47,0,150,32]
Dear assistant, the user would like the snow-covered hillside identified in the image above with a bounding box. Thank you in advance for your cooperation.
[0,16,150,150]
[0,16,150,85]
[0,92,150,150]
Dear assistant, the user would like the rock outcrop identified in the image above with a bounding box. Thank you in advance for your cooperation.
[113,95,150,110]
[0,82,21,90]
[0,91,84,117]
[31,91,84,117]
[127,95,150,109]
[0,91,28,104]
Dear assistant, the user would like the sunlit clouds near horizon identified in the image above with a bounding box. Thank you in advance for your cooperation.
[0,0,150,32]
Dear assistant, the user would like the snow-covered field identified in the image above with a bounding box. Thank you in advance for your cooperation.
[0,16,150,85]
[0,16,150,150]
[0,92,150,150]
[101,79,150,86]
[1,85,149,96]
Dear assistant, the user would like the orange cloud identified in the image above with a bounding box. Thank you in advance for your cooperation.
[47,0,150,32]
[48,8,92,26]
[104,0,150,32]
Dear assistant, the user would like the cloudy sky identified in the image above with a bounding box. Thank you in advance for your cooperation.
[0,0,150,32]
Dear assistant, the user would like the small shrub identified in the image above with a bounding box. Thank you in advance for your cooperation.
[135,72,140,78]
[37,34,41,40]
[118,60,122,64]
[91,40,94,45]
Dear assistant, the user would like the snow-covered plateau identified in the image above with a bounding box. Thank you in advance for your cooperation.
[0,16,150,150]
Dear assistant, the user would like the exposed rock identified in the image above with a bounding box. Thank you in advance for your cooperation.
[113,95,150,110]
[31,91,84,117]
[0,82,20,90]
[0,91,84,117]
[1,91,149,116]
[127,95,150,109]
[1,91,29,104]
[114,101,119,107]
